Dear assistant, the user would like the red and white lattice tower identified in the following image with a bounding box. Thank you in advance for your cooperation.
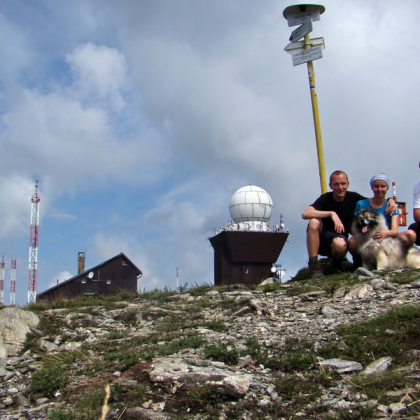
[0,254,4,306]
[28,181,40,303]
[10,257,17,306]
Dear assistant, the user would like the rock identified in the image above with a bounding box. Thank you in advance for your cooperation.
[37,339,59,352]
[351,268,376,278]
[344,284,374,300]
[389,402,407,415]
[207,375,250,397]
[361,356,392,376]
[0,308,40,357]
[125,407,171,419]
[149,357,229,385]
[2,270,420,419]
[318,358,363,374]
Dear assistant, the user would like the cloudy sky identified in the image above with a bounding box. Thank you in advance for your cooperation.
[1,0,419,305]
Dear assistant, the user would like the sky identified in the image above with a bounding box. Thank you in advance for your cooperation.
[0,0,419,306]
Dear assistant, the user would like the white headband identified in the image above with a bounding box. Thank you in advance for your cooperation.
[370,173,389,188]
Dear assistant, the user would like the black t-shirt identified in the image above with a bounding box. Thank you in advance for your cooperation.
[310,191,365,236]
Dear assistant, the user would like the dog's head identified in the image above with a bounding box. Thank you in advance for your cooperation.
[354,208,382,234]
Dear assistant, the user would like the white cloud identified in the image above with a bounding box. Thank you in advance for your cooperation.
[48,271,72,288]
[2,0,420,305]
[0,175,36,239]
[66,42,128,110]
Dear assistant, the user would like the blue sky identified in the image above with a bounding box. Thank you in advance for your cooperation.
[1,0,420,305]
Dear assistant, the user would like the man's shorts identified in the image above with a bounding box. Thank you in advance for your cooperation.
[318,230,348,257]
[408,222,420,246]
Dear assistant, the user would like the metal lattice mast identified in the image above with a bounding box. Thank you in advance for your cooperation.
[10,257,16,306]
[0,254,4,306]
[28,181,40,304]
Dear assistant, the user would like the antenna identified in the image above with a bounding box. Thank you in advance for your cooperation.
[28,180,40,303]
[0,254,4,305]
[176,268,179,293]
[10,257,16,306]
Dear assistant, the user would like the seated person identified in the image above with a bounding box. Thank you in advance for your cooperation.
[353,173,399,240]
[402,162,420,246]
[349,173,415,266]
[303,170,397,279]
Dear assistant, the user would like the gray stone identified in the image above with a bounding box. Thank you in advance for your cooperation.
[361,356,392,376]
[0,308,40,357]
[351,267,376,278]
[344,284,374,300]
[318,358,363,373]
[207,375,250,397]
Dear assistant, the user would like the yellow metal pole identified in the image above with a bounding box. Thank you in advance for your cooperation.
[304,33,327,194]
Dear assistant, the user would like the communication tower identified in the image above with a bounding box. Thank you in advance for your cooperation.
[28,181,40,303]
[0,254,4,305]
[10,257,16,306]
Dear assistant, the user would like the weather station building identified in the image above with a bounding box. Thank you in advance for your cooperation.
[209,185,289,286]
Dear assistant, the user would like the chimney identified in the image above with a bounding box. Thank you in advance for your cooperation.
[78,252,86,274]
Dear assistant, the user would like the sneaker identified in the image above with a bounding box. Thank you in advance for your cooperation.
[332,258,344,274]
[308,259,323,279]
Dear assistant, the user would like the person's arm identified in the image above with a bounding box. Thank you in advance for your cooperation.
[384,198,397,215]
[302,206,345,233]
[374,214,399,242]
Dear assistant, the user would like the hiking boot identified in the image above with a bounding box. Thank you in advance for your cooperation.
[308,259,323,279]
[332,258,344,274]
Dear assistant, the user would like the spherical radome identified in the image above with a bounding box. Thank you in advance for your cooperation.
[229,185,273,223]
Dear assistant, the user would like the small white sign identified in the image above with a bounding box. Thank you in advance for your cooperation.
[292,45,323,66]
[284,37,325,55]
[289,19,313,42]
[287,9,320,27]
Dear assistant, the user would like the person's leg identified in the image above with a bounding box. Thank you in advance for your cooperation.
[348,236,362,270]
[329,235,348,273]
[306,218,322,257]
[306,219,323,278]
[399,225,418,246]
[331,237,348,259]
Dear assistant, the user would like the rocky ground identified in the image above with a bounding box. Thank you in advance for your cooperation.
[2,267,420,419]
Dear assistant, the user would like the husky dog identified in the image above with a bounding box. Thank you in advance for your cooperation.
[352,208,420,271]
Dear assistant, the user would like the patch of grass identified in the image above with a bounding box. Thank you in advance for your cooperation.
[273,372,322,400]
[48,410,76,420]
[72,388,104,420]
[186,282,214,296]
[350,370,408,400]
[218,297,252,314]
[256,282,284,293]
[259,338,317,372]
[30,366,68,398]
[30,351,88,398]
[114,308,139,326]
[110,382,149,406]
[386,268,420,285]
[319,305,420,365]
[156,316,187,333]
[85,332,205,372]
[199,320,227,332]
[139,286,176,302]
[43,350,87,368]
[23,314,69,351]
[204,341,240,365]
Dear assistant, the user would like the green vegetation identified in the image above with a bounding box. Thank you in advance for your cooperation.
[8,269,420,419]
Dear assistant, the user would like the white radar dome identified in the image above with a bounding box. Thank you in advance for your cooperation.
[229,185,273,223]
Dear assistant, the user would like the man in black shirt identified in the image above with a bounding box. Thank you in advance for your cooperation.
[302,170,395,278]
